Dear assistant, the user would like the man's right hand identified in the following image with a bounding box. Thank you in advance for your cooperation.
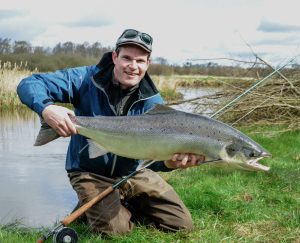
[42,105,77,137]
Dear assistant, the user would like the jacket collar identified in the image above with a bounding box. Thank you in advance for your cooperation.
[93,52,159,99]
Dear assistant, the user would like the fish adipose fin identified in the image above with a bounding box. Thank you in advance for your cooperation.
[144,104,177,115]
[87,139,108,158]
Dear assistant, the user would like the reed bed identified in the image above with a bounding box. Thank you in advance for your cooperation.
[152,75,183,101]
[207,71,300,127]
[0,61,35,110]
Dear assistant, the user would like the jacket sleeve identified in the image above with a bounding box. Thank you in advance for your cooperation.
[149,161,174,172]
[17,66,90,116]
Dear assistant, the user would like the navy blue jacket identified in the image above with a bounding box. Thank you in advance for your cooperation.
[17,52,171,177]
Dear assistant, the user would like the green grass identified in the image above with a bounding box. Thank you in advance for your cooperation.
[1,127,300,242]
[160,88,183,102]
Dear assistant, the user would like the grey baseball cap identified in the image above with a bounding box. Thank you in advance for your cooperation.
[116,29,153,53]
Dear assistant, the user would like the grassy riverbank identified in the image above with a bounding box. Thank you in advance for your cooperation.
[1,125,299,242]
[152,74,254,88]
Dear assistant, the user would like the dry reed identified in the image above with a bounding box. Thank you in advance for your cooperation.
[210,71,300,127]
[0,61,35,109]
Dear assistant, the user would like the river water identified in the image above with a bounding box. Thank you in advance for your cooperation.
[171,87,221,114]
[0,110,76,228]
[0,87,219,228]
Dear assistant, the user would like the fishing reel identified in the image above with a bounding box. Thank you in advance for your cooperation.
[52,227,78,243]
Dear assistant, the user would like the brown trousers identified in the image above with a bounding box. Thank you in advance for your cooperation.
[68,169,193,235]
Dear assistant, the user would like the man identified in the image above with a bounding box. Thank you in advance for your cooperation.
[17,29,204,235]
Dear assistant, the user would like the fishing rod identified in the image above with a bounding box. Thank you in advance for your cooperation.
[36,160,155,243]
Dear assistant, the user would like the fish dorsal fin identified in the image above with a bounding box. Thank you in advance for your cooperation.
[144,104,177,115]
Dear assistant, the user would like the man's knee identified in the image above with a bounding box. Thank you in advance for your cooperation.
[86,202,134,236]
[90,218,134,236]
[159,213,194,232]
[177,214,194,231]
[69,172,134,235]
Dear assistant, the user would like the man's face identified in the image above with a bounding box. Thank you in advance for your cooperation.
[112,45,150,89]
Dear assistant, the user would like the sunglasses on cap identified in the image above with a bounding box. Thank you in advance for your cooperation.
[120,29,153,45]
[116,29,153,52]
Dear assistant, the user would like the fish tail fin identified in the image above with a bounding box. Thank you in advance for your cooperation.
[34,119,60,146]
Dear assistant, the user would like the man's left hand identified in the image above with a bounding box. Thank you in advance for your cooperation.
[164,153,205,169]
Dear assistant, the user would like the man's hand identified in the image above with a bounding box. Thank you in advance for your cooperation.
[42,105,77,137]
[164,153,205,169]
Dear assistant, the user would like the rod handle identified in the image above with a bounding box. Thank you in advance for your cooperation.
[62,186,114,226]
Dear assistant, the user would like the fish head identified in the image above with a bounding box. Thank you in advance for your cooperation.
[220,138,272,171]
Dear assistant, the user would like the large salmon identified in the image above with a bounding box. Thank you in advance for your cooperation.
[35,104,271,171]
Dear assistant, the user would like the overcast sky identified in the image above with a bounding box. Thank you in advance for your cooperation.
[1,0,300,65]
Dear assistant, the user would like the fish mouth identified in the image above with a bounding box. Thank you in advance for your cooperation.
[247,152,272,171]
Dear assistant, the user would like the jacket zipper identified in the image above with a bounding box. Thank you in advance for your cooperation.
[126,93,161,115]
[91,76,117,115]
[91,76,118,175]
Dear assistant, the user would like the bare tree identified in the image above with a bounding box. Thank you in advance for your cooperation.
[0,38,11,54]
[13,41,32,54]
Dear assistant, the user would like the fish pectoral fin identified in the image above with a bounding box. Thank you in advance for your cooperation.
[87,139,108,159]
[136,160,156,171]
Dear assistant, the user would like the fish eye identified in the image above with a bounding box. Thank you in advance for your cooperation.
[243,147,257,158]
